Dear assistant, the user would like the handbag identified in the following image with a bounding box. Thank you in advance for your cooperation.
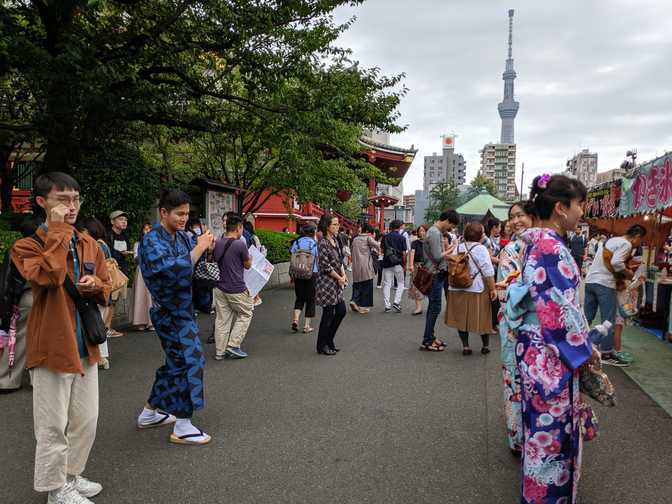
[383,234,403,267]
[63,275,108,345]
[193,254,220,283]
[31,233,107,345]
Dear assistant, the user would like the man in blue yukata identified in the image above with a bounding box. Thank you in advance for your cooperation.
[136,189,215,445]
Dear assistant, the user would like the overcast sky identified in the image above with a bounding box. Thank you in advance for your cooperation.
[334,0,672,195]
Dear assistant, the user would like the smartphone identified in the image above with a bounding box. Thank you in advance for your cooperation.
[83,262,96,276]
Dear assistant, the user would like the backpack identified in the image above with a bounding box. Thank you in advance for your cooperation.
[383,234,403,267]
[289,239,315,280]
[447,244,482,289]
[0,250,26,331]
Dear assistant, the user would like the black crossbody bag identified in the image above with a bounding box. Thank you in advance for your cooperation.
[33,234,107,345]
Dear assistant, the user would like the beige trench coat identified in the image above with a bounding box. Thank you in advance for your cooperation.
[351,234,380,283]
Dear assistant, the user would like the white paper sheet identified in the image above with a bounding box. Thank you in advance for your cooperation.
[244,246,274,297]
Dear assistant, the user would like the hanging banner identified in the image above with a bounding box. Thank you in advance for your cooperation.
[584,180,621,219]
[619,153,672,216]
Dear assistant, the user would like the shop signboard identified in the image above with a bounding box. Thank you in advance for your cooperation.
[620,152,672,216]
[585,180,621,219]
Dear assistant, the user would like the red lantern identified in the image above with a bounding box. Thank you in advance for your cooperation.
[337,190,351,202]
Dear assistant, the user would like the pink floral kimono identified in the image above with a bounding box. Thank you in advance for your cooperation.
[505,228,597,504]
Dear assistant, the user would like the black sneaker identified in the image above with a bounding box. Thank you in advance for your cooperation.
[392,303,402,313]
[601,353,630,367]
[384,307,392,313]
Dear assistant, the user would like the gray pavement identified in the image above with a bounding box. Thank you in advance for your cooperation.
[2,285,672,504]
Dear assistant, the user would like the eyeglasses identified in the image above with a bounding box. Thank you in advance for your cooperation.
[49,196,84,207]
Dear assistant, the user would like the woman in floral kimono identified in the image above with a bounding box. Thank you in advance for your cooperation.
[505,175,599,504]
[496,200,537,456]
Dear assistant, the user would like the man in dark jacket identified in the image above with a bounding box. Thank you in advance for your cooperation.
[567,225,587,272]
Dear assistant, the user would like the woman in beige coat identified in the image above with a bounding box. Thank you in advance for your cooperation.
[445,221,497,355]
[349,223,380,313]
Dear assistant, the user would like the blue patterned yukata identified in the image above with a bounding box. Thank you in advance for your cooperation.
[505,228,597,504]
[496,237,526,454]
[139,224,205,419]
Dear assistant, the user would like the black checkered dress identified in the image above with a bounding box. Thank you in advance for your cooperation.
[316,237,344,307]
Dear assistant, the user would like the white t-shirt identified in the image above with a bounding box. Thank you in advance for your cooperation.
[585,237,632,289]
[448,242,495,293]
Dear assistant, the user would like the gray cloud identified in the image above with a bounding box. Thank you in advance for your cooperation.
[335,0,672,194]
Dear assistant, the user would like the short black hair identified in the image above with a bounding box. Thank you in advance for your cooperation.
[508,200,536,219]
[76,216,107,241]
[485,218,501,236]
[318,213,336,235]
[361,223,373,234]
[389,219,403,231]
[300,222,317,236]
[626,224,647,238]
[158,189,191,212]
[226,214,243,232]
[439,209,460,225]
[529,175,587,220]
[34,172,80,199]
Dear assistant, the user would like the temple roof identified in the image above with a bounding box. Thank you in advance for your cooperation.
[359,135,417,155]
[359,135,417,180]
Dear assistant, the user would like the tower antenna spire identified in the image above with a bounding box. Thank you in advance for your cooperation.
[498,8,519,144]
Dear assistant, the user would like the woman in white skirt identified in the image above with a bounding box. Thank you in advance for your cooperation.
[131,222,154,330]
[445,221,496,355]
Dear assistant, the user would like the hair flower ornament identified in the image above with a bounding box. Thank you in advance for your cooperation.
[537,174,551,189]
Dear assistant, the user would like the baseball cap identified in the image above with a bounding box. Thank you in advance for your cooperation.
[109,210,128,220]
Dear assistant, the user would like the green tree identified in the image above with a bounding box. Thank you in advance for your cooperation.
[470,174,497,196]
[425,182,460,223]
[0,0,404,183]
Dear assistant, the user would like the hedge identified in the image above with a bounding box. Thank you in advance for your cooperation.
[0,230,22,263]
[256,229,298,264]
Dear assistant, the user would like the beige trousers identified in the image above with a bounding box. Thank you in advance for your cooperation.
[30,360,99,492]
[213,289,254,354]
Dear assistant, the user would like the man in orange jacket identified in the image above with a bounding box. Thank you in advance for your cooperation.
[12,172,111,504]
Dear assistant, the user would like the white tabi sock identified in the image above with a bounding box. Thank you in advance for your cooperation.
[138,407,159,424]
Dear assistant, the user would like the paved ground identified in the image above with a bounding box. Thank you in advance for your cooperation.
[2,285,672,504]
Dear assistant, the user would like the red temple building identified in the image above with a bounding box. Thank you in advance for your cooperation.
[245,133,416,233]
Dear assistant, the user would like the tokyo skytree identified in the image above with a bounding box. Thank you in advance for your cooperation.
[497,9,519,144]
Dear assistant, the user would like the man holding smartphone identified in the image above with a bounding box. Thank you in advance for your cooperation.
[12,172,112,504]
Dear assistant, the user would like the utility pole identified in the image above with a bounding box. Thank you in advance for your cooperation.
[519,162,525,198]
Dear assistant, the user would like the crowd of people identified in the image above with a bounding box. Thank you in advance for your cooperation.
[0,170,651,503]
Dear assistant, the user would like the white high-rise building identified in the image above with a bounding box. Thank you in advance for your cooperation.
[423,136,466,192]
[479,143,517,201]
[566,149,598,188]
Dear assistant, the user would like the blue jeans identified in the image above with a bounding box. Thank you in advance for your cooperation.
[423,272,446,346]
[584,282,616,352]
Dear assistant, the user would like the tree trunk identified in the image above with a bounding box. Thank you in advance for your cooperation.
[0,144,15,213]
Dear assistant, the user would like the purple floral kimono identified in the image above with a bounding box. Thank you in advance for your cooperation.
[505,228,597,504]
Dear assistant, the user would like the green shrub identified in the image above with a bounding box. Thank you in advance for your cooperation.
[0,230,22,263]
[256,229,297,264]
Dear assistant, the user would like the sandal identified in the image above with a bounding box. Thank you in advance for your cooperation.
[481,347,491,355]
[169,429,212,446]
[462,347,473,356]
[137,411,177,430]
[420,341,445,352]
[303,326,314,333]
[412,310,423,316]
[291,322,298,333]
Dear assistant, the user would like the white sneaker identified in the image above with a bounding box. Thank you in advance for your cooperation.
[47,482,94,504]
[72,476,103,498]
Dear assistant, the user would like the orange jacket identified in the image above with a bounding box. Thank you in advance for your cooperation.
[11,222,112,374]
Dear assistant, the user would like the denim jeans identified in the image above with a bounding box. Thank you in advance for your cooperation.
[583,282,616,352]
[423,272,446,346]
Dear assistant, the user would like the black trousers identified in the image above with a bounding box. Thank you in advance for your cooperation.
[317,301,347,351]
[294,277,316,318]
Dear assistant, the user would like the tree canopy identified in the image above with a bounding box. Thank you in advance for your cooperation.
[424,181,460,223]
[0,1,407,218]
